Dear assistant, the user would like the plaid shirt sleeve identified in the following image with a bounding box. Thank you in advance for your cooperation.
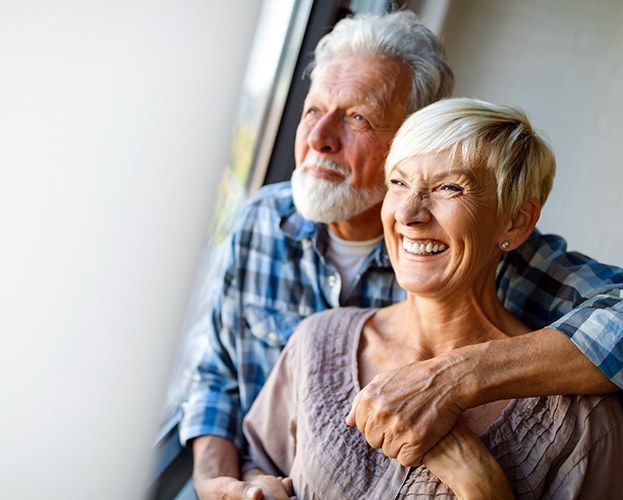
[497,229,623,387]
[178,227,246,448]
[179,183,320,450]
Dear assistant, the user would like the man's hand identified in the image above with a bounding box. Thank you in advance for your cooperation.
[244,470,295,500]
[193,475,294,500]
[193,476,264,500]
[191,437,296,499]
[192,435,248,499]
[345,350,471,466]
[346,327,617,468]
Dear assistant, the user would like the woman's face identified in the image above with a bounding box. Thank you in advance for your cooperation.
[381,151,506,297]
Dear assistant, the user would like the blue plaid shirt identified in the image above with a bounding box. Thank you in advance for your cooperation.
[179,181,623,451]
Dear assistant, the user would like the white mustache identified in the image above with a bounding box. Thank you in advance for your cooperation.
[300,155,350,178]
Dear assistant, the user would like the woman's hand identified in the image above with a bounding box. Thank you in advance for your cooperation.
[242,469,296,500]
[423,420,513,500]
[193,476,263,500]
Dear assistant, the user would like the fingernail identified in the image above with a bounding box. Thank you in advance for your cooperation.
[245,486,259,499]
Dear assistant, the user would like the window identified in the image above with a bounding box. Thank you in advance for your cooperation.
[148,1,393,498]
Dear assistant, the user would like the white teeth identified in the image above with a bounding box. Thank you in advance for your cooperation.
[402,238,447,255]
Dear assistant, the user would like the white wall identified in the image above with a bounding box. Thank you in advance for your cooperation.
[442,0,623,267]
[0,1,262,498]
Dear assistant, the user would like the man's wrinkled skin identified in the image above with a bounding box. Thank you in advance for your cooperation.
[347,350,468,466]
[346,328,616,466]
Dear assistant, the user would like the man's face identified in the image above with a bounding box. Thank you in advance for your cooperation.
[292,55,412,223]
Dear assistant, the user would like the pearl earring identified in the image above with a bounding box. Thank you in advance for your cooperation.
[501,241,510,250]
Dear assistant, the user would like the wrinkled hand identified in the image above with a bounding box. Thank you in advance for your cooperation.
[423,420,512,499]
[193,476,263,499]
[194,475,295,500]
[248,474,295,500]
[346,352,469,466]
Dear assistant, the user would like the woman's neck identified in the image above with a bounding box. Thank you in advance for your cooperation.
[369,285,529,362]
[358,282,529,432]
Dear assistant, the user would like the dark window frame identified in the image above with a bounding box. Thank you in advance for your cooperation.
[263,0,353,186]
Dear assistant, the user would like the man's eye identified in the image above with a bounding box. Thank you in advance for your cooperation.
[389,178,406,187]
[350,113,370,127]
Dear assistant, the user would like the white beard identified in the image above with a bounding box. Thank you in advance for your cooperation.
[291,156,386,224]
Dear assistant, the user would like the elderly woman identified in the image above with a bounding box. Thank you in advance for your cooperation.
[240,98,623,499]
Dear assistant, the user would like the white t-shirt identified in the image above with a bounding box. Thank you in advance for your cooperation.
[327,230,384,303]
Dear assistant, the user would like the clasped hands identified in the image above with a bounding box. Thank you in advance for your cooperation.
[200,351,510,499]
[196,474,295,500]
[346,351,468,467]
[346,352,512,498]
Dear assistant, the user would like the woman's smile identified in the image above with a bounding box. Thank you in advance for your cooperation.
[401,235,448,256]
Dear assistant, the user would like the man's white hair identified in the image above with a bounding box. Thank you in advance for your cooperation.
[309,10,454,113]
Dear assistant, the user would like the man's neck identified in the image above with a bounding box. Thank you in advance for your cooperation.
[327,202,383,241]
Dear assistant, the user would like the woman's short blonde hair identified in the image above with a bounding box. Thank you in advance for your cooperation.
[384,97,556,218]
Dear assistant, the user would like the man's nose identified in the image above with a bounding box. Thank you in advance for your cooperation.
[395,193,432,225]
[308,112,341,153]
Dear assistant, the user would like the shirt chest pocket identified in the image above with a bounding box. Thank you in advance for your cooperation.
[244,305,304,348]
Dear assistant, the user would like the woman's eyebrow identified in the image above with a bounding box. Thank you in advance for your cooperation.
[392,165,477,182]
[431,168,477,183]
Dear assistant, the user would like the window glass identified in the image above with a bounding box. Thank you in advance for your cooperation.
[161,0,308,423]
[163,0,393,426]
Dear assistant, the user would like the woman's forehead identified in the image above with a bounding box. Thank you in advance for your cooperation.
[391,152,490,182]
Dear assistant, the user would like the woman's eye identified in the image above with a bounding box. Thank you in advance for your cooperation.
[389,178,406,188]
[439,183,463,192]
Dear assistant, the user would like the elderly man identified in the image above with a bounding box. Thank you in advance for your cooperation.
[180,11,623,499]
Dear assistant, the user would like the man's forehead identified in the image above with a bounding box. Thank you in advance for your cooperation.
[313,56,404,86]
[307,56,409,112]
[306,79,380,108]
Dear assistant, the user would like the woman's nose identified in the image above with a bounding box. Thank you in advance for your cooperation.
[308,112,341,153]
[395,193,432,225]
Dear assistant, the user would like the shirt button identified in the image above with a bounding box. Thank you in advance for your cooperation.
[327,275,337,287]
[267,331,279,343]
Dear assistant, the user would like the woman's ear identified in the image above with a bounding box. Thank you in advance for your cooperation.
[501,198,541,251]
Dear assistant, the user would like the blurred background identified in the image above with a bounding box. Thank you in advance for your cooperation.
[0,1,261,498]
